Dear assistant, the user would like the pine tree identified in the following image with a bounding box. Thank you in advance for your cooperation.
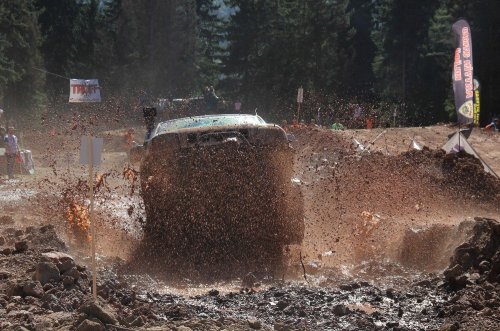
[223,0,357,119]
[196,0,228,87]
[421,2,455,122]
[72,0,99,77]
[348,0,376,93]
[0,0,46,118]
[93,0,122,90]
[112,0,200,96]
[35,0,82,101]
[372,0,439,125]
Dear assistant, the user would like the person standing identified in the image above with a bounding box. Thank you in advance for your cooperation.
[205,86,219,113]
[0,127,6,179]
[5,126,19,179]
[143,107,157,141]
[0,127,5,148]
[484,117,499,132]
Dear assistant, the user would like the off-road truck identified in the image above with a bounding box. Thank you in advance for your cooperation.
[135,114,304,277]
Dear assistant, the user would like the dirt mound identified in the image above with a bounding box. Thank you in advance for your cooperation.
[403,148,500,201]
[0,221,261,330]
[401,147,500,203]
[444,217,500,287]
[442,150,500,200]
[291,127,499,269]
[0,223,66,255]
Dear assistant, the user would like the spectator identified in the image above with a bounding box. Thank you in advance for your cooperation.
[0,127,5,146]
[202,86,210,99]
[205,86,219,113]
[124,128,135,149]
[137,89,158,141]
[5,126,19,179]
[484,118,499,132]
[0,127,5,178]
[366,112,375,129]
[331,122,345,131]
[143,107,157,141]
[137,90,153,109]
[281,120,289,132]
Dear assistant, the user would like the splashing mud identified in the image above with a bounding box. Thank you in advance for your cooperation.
[130,141,304,281]
[1,125,499,330]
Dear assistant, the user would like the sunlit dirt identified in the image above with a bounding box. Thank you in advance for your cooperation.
[1,123,499,330]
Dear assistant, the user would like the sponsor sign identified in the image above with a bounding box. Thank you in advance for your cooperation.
[79,136,103,166]
[473,78,480,125]
[452,20,473,124]
[69,79,101,103]
[297,87,304,103]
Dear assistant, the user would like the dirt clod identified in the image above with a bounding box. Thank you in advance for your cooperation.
[445,218,500,287]
[78,300,118,325]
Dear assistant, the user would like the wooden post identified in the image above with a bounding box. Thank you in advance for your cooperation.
[297,87,304,122]
[18,131,23,174]
[66,153,70,174]
[87,136,97,300]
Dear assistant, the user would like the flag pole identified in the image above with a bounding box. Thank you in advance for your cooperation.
[458,122,461,152]
[87,136,97,300]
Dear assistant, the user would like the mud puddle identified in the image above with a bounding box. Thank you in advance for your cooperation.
[0,181,35,202]
[95,194,144,238]
[89,255,448,330]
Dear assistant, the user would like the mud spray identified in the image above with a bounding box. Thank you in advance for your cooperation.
[0,121,499,330]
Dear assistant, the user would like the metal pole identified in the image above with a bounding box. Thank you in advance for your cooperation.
[458,123,461,151]
[87,136,97,300]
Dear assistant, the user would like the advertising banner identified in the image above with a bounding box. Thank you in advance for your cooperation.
[473,78,480,125]
[79,136,103,166]
[452,19,473,124]
[69,79,101,103]
[297,87,304,103]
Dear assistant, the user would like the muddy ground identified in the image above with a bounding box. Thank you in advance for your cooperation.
[0,124,499,330]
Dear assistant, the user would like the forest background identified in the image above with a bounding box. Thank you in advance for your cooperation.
[0,0,499,126]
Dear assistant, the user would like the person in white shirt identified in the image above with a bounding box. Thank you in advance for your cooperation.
[5,126,18,179]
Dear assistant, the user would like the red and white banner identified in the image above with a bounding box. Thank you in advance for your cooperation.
[69,79,101,103]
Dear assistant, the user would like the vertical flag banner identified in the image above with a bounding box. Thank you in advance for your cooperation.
[452,19,473,124]
[473,78,480,125]
[69,79,101,103]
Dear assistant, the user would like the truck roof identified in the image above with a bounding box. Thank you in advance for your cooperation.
[154,114,267,135]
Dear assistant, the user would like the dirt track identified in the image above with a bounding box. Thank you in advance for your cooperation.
[0,125,499,330]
